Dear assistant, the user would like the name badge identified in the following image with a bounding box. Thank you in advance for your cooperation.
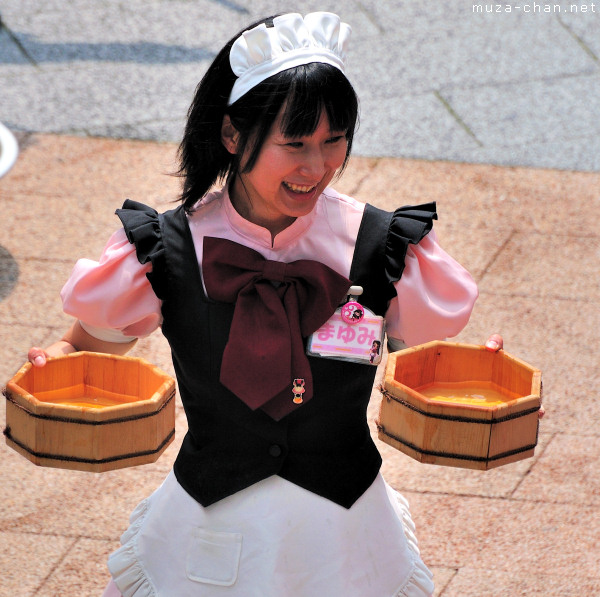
[307,286,385,366]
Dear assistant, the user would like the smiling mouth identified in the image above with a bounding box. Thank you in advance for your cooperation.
[283,181,318,194]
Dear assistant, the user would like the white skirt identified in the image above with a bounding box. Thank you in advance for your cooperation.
[107,471,434,597]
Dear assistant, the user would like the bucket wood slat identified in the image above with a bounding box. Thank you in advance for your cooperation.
[4,352,176,472]
[377,341,542,470]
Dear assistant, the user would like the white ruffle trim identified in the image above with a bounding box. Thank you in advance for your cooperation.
[392,491,435,597]
[107,499,157,597]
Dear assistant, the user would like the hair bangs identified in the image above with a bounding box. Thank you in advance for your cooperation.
[278,63,358,139]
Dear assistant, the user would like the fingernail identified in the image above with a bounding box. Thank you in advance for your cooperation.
[485,340,499,351]
[33,355,45,366]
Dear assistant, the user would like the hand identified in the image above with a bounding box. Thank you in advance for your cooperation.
[484,334,545,419]
[484,333,503,352]
[28,347,50,367]
[28,336,78,367]
[26,323,135,370]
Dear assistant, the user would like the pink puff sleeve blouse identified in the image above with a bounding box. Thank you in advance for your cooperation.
[385,229,477,346]
[60,229,161,342]
[61,189,478,346]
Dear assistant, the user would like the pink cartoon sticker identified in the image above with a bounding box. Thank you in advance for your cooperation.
[340,301,364,324]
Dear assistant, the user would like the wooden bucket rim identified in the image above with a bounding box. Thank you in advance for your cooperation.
[387,340,541,374]
[5,351,175,422]
[384,340,542,417]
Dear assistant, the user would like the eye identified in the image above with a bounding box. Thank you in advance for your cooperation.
[326,135,346,144]
[285,141,303,148]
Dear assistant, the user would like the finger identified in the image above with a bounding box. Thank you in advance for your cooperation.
[28,347,47,367]
[538,405,545,419]
[485,334,503,352]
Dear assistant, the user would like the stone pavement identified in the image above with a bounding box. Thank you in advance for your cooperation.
[1,1,600,596]
[1,0,599,170]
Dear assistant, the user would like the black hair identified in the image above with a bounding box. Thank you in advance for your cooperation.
[177,16,359,211]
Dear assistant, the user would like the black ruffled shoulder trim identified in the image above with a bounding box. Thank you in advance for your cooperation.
[115,199,169,300]
[351,202,437,315]
[384,202,437,289]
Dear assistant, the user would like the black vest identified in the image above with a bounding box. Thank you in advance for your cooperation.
[117,200,436,508]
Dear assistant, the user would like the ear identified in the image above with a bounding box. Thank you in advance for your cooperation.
[221,114,240,154]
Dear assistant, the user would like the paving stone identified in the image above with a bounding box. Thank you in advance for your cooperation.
[0,323,62,385]
[444,131,600,171]
[353,2,597,99]
[353,157,516,280]
[35,537,116,597]
[430,567,457,597]
[558,1,600,58]
[3,461,172,540]
[1,0,245,52]
[0,531,75,597]
[441,566,600,597]
[479,231,600,302]
[0,258,74,328]
[353,93,481,159]
[1,135,180,260]
[0,63,201,139]
[513,433,600,506]
[408,492,600,578]
[0,245,19,302]
[0,26,31,71]
[443,74,600,152]
[357,156,600,239]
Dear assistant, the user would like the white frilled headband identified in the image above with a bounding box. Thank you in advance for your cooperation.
[228,12,351,105]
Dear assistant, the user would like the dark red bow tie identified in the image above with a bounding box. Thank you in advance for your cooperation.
[202,237,351,420]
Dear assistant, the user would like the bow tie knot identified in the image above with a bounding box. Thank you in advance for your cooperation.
[202,236,352,420]
[261,260,288,284]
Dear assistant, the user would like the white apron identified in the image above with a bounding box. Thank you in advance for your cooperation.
[107,471,434,596]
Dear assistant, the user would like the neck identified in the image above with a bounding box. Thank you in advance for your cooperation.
[229,177,296,241]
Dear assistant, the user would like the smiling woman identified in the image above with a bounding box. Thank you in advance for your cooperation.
[0,121,19,178]
[28,12,483,597]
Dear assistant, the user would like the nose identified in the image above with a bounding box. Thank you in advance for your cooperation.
[298,148,326,179]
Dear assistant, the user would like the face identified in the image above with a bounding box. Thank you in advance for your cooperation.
[224,108,348,238]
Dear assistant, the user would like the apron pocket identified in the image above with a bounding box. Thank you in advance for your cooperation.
[186,528,243,586]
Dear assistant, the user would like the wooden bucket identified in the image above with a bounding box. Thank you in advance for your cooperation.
[3,352,176,472]
[377,341,542,470]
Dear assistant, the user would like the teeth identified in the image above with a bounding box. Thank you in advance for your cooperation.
[284,182,316,193]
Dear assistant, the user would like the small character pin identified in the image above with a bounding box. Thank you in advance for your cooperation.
[292,378,305,404]
[340,285,365,324]
[341,302,364,324]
